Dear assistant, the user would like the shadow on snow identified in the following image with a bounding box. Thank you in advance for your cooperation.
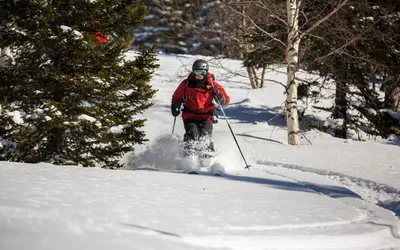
[134,168,360,200]
[161,99,286,127]
[120,223,180,238]
[216,172,361,199]
[236,133,284,144]
[223,101,286,127]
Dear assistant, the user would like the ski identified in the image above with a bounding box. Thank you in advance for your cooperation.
[187,170,222,176]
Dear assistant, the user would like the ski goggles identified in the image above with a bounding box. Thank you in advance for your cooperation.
[193,69,207,76]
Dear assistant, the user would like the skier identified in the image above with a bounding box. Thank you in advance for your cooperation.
[171,59,230,157]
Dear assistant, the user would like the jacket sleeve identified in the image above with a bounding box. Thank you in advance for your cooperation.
[171,81,186,104]
[213,81,230,106]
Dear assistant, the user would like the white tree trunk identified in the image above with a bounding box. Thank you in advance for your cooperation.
[286,0,301,145]
[0,47,14,67]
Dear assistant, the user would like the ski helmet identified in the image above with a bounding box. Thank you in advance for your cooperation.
[192,59,209,71]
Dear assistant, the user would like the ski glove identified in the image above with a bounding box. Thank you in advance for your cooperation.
[171,102,181,117]
[211,86,220,97]
[212,87,226,105]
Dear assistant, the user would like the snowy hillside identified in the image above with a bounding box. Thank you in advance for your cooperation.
[0,52,399,250]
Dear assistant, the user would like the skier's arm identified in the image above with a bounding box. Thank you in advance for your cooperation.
[171,81,186,117]
[213,82,230,106]
[171,81,187,104]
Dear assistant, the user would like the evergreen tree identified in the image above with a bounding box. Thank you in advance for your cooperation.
[135,0,223,56]
[135,0,194,54]
[0,0,158,168]
[302,0,400,139]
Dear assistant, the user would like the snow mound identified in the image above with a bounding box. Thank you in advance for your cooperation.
[126,134,185,171]
[126,134,228,174]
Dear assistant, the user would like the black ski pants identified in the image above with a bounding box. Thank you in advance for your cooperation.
[183,119,214,152]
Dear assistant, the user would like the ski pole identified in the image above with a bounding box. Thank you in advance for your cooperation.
[172,117,177,134]
[216,99,251,170]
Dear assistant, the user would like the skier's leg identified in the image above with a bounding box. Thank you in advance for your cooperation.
[183,119,199,156]
[198,120,215,156]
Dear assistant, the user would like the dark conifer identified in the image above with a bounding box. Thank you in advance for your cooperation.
[0,0,158,167]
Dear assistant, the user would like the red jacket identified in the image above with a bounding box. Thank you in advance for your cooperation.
[172,72,230,121]
[93,31,107,44]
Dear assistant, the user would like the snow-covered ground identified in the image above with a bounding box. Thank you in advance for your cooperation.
[0,52,399,250]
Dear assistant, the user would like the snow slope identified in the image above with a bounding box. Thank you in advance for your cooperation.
[0,52,399,250]
[1,162,399,250]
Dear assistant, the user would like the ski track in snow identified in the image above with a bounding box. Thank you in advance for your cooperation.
[255,160,400,234]
[3,163,400,250]
[127,134,400,244]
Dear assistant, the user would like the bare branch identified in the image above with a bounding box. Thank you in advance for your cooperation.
[222,3,286,48]
[299,0,349,40]
[255,0,288,27]
[315,19,379,62]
